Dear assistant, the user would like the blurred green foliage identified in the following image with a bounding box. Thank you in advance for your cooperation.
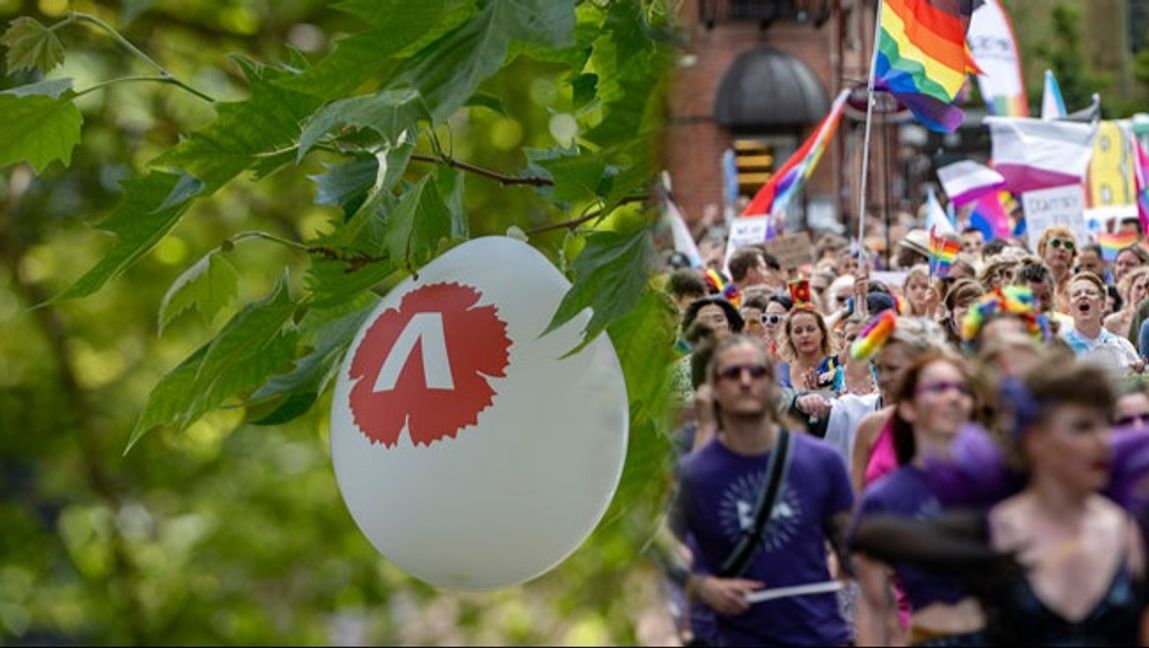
[0,0,678,643]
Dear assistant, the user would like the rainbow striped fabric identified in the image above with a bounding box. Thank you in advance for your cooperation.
[876,0,981,132]
[1098,231,1140,262]
[1135,138,1149,234]
[742,90,850,218]
[928,226,962,276]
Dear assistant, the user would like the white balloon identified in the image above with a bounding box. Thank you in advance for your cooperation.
[330,236,628,590]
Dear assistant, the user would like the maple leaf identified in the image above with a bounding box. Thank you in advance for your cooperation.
[348,282,511,447]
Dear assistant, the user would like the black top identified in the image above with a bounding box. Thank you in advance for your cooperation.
[850,510,1147,646]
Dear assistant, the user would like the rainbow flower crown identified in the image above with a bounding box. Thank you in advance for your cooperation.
[960,286,1050,343]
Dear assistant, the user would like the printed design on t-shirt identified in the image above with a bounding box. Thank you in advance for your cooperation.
[718,469,803,552]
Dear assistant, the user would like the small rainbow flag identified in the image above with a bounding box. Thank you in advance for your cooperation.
[876,0,981,132]
[850,310,897,361]
[1098,231,1140,262]
[743,90,850,218]
[704,268,741,308]
[928,226,961,276]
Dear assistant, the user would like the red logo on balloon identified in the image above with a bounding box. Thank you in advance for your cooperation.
[348,282,512,447]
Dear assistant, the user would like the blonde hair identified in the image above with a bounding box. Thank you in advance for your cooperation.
[903,265,930,289]
[1118,267,1149,305]
[1036,225,1077,259]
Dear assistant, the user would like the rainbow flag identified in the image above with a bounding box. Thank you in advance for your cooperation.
[928,226,961,276]
[850,310,898,361]
[742,90,850,217]
[876,0,981,132]
[1098,231,1140,262]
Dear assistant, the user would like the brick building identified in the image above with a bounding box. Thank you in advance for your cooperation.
[667,0,898,240]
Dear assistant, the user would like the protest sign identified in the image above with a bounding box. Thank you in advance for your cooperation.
[723,216,771,268]
[764,231,814,269]
[1022,184,1089,248]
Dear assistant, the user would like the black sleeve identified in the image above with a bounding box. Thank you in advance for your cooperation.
[850,510,1024,586]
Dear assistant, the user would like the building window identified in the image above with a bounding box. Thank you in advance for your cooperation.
[732,135,798,198]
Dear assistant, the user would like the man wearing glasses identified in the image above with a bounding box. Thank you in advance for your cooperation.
[671,335,854,646]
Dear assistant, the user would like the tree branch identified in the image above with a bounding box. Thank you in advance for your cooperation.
[525,195,650,235]
[60,12,216,102]
[409,153,553,187]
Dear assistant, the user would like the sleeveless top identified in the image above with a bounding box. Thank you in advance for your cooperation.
[864,416,899,487]
[983,517,1145,646]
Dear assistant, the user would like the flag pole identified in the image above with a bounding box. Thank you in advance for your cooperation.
[857,0,884,257]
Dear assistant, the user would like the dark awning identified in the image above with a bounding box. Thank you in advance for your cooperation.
[714,47,830,128]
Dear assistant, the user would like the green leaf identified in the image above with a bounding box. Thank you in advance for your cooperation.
[606,289,676,420]
[526,146,606,203]
[297,88,427,159]
[434,167,468,239]
[542,226,653,354]
[157,250,239,334]
[2,77,74,98]
[582,3,668,147]
[384,172,455,270]
[395,0,576,121]
[153,58,323,193]
[51,171,201,302]
[247,296,377,425]
[1,17,65,74]
[310,154,378,217]
[275,0,468,100]
[304,189,397,308]
[125,274,299,453]
[0,92,82,172]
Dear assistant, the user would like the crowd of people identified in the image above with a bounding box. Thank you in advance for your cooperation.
[654,215,1149,646]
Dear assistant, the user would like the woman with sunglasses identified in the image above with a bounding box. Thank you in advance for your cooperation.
[852,359,1149,646]
[760,294,791,358]
[1036,226,1077,313]
[853,354,985,646]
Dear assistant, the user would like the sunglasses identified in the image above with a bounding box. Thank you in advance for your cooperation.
[717,363,770,382]
[915,381,972,397]
[1048,239,1075,251]
[1114,413,1149,428]
[762,314,783,325]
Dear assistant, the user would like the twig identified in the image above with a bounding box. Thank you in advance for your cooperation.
[59,12,216,102]
[74,75,199,98]
[409,154,553,187]
[525,195,649,235]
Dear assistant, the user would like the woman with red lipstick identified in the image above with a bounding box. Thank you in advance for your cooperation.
[852,360,1149,646]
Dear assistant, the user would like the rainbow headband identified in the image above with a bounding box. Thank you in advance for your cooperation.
[960,286,1050,343]
[850,310,897,361]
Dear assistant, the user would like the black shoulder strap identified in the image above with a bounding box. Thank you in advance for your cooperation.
[718,429,793,578]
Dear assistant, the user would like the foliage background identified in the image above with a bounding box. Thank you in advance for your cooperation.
[0,0,679,644]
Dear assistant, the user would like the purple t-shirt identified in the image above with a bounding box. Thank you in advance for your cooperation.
[855,466,969,610]
[675,432,854,646]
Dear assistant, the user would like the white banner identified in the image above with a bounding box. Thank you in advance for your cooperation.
[1022,185,1089,249]
[723,216,771,269]
[967,0,1027,117]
